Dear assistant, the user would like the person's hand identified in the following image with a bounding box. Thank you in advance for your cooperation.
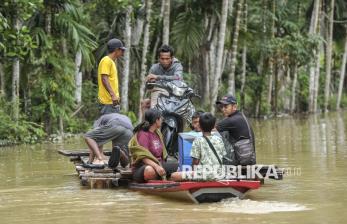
[111,95,120,105]
[154,165,166,177]
[146,74,158,82]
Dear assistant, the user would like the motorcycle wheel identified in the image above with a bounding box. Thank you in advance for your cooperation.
[161,124,178,158]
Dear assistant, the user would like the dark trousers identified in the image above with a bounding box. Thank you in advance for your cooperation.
[133,161,179,183]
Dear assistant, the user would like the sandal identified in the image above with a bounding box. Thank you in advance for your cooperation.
[108,146,121,168]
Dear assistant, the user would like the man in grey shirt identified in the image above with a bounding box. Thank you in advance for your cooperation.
[146,45,183,107]
[84,113,133,167]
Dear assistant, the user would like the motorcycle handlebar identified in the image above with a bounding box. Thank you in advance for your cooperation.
[145,81,168,90]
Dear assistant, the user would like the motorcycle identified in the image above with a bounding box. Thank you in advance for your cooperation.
[145,80,200,157]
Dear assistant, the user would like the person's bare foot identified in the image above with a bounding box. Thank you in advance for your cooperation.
[92,159,104,165]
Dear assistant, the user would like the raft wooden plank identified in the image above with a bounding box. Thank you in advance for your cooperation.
[82,177,119,189]
[75,165,86,172]
[70,156,81,162]
[120,169,133,179]
[79,173,120,178]
[58,149,112,157]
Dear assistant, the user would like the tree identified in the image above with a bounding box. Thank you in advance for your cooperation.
[121,5,133,111]
[227,0,243,96]
[162,0,170,45]
[240,0,248,109]
[308,0,321,113]
[323,0,335,112]
[138,0,152,119]
[210,0,229,113]
[336,26,347,110]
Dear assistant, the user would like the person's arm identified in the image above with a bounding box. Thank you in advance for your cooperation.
[101,75,119,105]
[146,65,157,81]
[137,131,166,176]
[157,62,183,80]
[190,138,201,167]
[216,118,237,133]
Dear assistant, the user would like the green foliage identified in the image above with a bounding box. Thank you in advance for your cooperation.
[2,0,347,145]
[171,9,204,60]
[0,99,45,144]
[297,70,309,112]
[0,1,40,59]
[122,110,138,125]
[28,43,76,133]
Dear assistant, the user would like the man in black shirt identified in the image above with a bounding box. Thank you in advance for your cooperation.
[215,94,256,165]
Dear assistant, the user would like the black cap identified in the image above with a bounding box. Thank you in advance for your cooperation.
[216,94,237,105]
[107,38,126,53]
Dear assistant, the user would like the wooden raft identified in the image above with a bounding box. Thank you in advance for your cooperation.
[59,149,284,189]
[59,149,133,189]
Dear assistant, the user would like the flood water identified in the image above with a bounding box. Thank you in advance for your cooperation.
[1,112,346,224]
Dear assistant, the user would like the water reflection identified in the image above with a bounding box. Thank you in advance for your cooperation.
[0,113,347,224]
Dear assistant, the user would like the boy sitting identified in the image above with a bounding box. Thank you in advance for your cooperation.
[171,112,226,181]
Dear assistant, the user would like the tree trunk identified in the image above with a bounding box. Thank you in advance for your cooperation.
[151,2,165,63]
[308,0,321,112]
[12,58,20,121]
[162,0,170,45]
[202,48,210,106]
[227,0,243,96]
[58,116,64,138]
[121,5,132,112]
[0,62,4,97]
[151,35,161,64]
[210,0,229,114]
[45,9,52,34]
[323,0,334,113]
[201,14,216,107]
[12,18,22,121]
[267,62,273,107]
[74,50,82,105]
[336,26,347,110]
[313,6,323,113]
[267,0,275,110]
[138,0,152,119]
[131,5,145,46]
[274,59,279,115]
[290,63,298,113]
[209,32,217,103]
[240,0,247,109]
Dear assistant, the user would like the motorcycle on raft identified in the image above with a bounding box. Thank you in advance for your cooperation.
[145,80,200,157]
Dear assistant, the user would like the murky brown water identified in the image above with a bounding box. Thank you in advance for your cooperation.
[1,112,347,224]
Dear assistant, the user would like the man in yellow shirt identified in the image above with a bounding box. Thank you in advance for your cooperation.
[98,38,125,115]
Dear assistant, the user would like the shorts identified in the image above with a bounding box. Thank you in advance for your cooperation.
[99,104,120,116]
[84,121,132,147]
[133,161,179,183]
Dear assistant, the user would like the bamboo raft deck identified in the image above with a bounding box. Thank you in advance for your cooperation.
[59,149,133,189]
